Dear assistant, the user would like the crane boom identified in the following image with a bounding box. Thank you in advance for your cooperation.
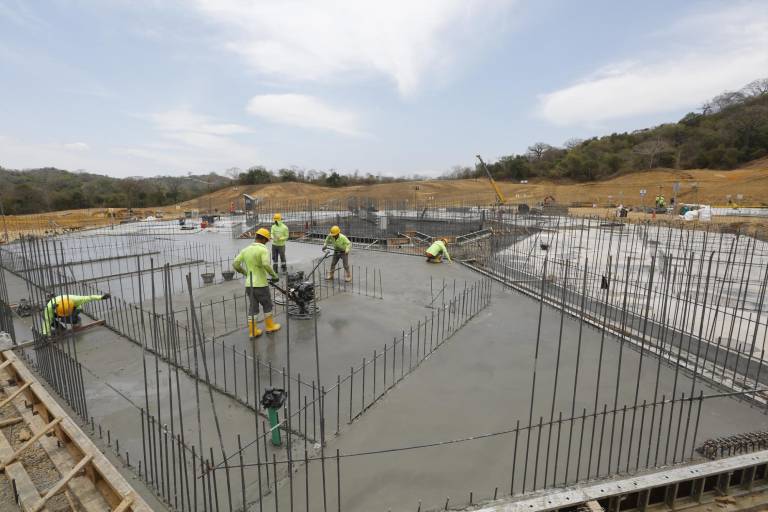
[475,154,506,204]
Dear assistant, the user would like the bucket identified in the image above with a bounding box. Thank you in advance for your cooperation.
[222,270,235,281]
[201,272,215,284]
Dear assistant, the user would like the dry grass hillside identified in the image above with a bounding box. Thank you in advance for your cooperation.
[2,159,767,240]
[175,158,768,212]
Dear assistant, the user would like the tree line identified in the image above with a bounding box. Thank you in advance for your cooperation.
[0,168,231,215]
[0,166,414,215]
[232,167,413,187]
[445,78,768,182]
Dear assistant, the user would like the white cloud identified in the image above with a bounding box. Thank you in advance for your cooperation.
[63,142,90,151]
[0,136,112,172]
[0,110,260,176]
[538,3,768,126]
[146,109,251,136]
[246,94,361,136]
[192,0,514,95]
[120,108,260,171]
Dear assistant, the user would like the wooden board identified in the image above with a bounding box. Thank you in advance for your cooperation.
[0,350,152,511]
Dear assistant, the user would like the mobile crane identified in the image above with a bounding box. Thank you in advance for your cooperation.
[475,154,506,205]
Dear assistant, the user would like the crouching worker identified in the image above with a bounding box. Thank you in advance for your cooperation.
[42,293,111,336]
[425,238,451,263]
[323,225,352,282]
[234,228,281,338]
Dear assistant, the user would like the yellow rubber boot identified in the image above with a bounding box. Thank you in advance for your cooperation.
[326,269,335,280]
[264,314,281,333]
[344,269,352,282]
[249,318,263,338]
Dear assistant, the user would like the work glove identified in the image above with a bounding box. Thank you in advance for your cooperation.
[269,277,280,285]
[102,293,112,300]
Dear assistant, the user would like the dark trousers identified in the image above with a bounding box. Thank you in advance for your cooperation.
[52,309,82,333]
[272,245,287,270]
[330,251,349,271]
[246,286,273,317]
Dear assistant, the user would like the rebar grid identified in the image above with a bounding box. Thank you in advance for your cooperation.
[1,203,767,512]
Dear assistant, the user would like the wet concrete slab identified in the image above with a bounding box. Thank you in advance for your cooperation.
[2,244,485,511]
[5,232,768,512]
[262,284,768,511]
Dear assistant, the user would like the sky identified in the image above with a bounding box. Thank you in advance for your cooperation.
[1,0,766,178]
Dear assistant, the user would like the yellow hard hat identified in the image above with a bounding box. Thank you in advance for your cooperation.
[256,227,271,240]
[273,213,282,221]
[329,225,340,236]
[55,297,75,317]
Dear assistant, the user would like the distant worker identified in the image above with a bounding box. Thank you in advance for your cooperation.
[233,228,281,338]
[323,226,352,282]
[425,238,451,263]
[655,195,666,209]
[270,213,289,273]
[42,293,111,336]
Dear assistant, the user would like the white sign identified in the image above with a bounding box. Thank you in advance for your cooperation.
[639,189,647,197]
[672,182,681,193]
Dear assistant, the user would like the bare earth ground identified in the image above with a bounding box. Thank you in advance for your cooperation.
[2,159,767,238]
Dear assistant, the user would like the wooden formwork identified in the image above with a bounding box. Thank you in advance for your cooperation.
[0,349,152,511]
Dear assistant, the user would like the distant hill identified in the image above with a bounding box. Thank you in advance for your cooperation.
[0,167,232,215]
[470,78,768,182]
[171,157,768,213]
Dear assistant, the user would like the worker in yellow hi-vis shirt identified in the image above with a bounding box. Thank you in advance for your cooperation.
[323,225,352,282]
[270,213,289,273]
[425,238,451,263]
[233,228,281,338]
[42,293,111,335]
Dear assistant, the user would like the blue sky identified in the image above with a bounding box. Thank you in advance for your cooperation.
[1,0,766,178]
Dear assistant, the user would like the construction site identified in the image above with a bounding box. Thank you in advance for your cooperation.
[0,189,767,512]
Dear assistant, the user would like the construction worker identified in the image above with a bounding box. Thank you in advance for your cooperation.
[233,228,281,338]
[425,238,451,263]
[42,293,111,336]
[270,213,289,273]
[323,226,352,282]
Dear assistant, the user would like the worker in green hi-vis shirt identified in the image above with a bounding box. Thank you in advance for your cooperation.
[425,238,451,264]
[270,212,289,274]
[42,293,111,335]
[323,225,352,282]
[233,227,281,338]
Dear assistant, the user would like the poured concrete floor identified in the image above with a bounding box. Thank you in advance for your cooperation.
[261,283,768,511]
[3,233,768,512]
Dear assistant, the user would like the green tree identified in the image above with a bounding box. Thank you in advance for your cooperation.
[326,171,344,187]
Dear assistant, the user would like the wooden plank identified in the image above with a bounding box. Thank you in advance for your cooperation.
[64,490,78,510]
[0,425,46,511]
[30,454,93,512]
[0,381,32,409]
[8,384,112,512]
[113,495,135,512]
[0,416,23,428]
[13,320,107,349]
[0,417,62,471]
[0,350,153,511]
